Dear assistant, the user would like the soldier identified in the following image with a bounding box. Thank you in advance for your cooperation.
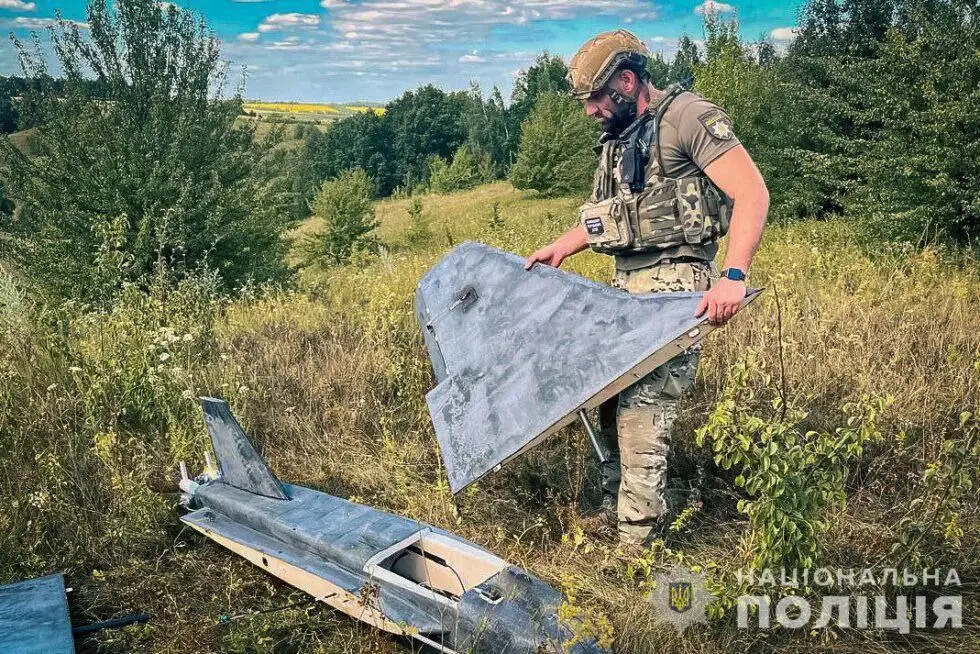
[524,30,769,545]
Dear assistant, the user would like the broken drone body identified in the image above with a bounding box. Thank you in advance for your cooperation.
[179,398,606,654]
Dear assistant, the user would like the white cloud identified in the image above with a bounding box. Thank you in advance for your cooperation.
[229,0,660,100]
[13,16,89,29]
[770,26,800,41]
[0,0,36,11]
[650,35,668,43]
[238,32,260,41]
[267,40,313,50]
[695,1,735,15]
[257,13,320,33]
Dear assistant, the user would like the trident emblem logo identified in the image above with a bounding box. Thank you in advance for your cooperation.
[669,581,693,613]
[651,566,713,633]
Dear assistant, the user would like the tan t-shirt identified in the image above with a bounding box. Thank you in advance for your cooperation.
[615,90,740,271]
[657,91,740,178]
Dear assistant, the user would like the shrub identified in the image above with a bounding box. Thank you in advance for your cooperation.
[0,0,290,304]
[404,197,431,246]
[428,145,492,194]
[696,352,890,571]
[509,93,598,198]
[488,202,504,231]
[302,168,379,267]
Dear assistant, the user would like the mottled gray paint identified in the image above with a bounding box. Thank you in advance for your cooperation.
[0,574,74,654]
[200,397,289,500]
[416,242,758,493]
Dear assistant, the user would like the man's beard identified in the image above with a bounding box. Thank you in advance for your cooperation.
[602,98,638,137]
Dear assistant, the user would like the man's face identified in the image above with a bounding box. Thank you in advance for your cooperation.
[582,69,640,136]
[584,90,622,133]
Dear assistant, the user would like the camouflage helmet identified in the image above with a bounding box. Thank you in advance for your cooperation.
[568,29,651,100]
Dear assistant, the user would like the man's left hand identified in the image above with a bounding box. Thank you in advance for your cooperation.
[695,278,746,325]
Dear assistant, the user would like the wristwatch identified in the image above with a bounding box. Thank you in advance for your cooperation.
[721,267,746,282]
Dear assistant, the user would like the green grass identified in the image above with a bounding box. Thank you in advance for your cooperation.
[1,183,977,653]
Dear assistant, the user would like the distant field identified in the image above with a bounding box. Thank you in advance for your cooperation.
[243,101,385,122]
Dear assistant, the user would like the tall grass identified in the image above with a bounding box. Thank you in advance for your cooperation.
[1,183,976,652]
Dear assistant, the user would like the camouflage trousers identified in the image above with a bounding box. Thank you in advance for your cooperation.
[600,259,714,545]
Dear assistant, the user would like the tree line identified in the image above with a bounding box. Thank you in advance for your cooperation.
[0,0,976,308]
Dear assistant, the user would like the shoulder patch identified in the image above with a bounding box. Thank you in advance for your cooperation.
[697,109,735,141]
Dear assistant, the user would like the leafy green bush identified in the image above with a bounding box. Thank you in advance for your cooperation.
[0,0,290,304]
[0,270,222,574]
[428,145,493,194]
[891,411,980,570]
[696,352,890,571]
[509,93,598,198]
[302,168,379,267]
[404,197,431,245]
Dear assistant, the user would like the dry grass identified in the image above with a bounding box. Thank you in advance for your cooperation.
[1,183,977,652]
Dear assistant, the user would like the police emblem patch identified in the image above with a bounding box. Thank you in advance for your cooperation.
[649,565,713,633]
[698,110,735,140]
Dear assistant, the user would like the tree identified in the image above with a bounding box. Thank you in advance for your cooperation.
[509,93,598,197]
[754,39,778,68]
[384,85,467,191]
[670,36,702,86]
[429,145,493,194]
[0,0,290,302]
[302,168,378,266]
[509,53,570,130]
[844,2,980,243]
[698,0,980,242]
[0,77,25,134]
[0,181,13,217]
[792,0,845,57]
[463,83,513,176]
[645,52,672,88]
[306,110,395,196]
[696,14,849,220]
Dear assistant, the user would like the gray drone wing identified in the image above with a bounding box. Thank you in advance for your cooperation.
[0,574,74,654]
[415,242,760,494]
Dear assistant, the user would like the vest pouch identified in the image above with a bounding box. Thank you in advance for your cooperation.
[703,182,731,239]
[634,179,687,250]
[579,196,633,253]
[676,177,730,245]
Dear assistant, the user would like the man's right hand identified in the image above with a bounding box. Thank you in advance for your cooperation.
[525,242,568,269]
[524,225,590,270]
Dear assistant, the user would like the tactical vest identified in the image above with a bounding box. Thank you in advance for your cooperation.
[579,87,731,258]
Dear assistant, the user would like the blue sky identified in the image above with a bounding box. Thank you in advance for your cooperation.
[1,1,805,102]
